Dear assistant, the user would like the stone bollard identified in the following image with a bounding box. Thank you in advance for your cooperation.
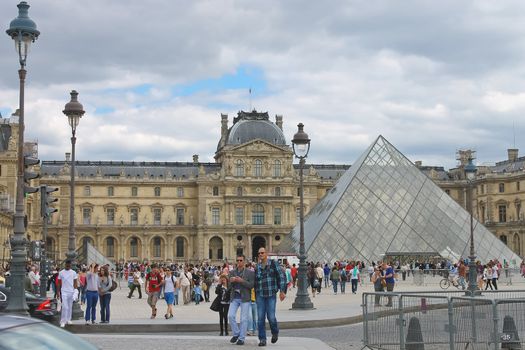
[406,316,425,350]
[501,315,521,349]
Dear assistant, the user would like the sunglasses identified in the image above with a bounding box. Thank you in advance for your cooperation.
[236,259,244,262]
[258,252,265,255]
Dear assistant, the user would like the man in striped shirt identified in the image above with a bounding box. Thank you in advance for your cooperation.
[255,247,287,347]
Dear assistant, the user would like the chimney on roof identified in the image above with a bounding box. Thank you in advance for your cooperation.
[275,115,283,130]
[221,114,228,139]
[65,152,71,162]
[193,154,199,164]
[508,148,518,162]
[415,161,422,167]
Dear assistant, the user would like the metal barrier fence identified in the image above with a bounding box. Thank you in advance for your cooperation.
[362,290,525,349]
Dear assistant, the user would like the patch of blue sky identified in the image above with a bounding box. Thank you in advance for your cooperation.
[94,106,116,115]
[0,107,11,119]
[172,65,267,97]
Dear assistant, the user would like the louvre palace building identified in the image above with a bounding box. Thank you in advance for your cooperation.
[0,109,524,265]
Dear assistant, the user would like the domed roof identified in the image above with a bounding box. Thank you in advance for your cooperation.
[226,110,286,146]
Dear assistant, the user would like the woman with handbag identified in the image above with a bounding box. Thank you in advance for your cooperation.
[371,266,384,306]
[98,266,112,323]
[215,274,230,336]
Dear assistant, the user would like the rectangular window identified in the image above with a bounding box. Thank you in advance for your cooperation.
[107,186,114,196]
[274,207,282,225]
[499,205,507,222]
[84,186,91,196]
[213,186,219,196]
[130,208,138,225]
[83,208,91,225]
[235,207,244,225]
[517,181,521,191]
[517,203,522,220]
[106,239,114,257]
[499,183,505,193]
[154,187,161,197]
[176,208,185,225]
[153,208,162,225]
[107,208,115,225]
[177,187,184,198]
[131,187,138,197]
[212,207,220,225]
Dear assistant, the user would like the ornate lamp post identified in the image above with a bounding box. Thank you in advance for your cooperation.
[5,1,39,314]
[291,123,314,310]
[63,91,85,264]
[464,156,478,294]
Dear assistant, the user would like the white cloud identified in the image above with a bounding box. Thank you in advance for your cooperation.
[1,0,525,169]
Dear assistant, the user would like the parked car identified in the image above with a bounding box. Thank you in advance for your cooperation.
[0,314,99,350]
[0,286,58,323]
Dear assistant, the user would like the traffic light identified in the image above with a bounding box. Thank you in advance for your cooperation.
[30,240,42,261]
[40,185,58,218]
[24,156,40,195]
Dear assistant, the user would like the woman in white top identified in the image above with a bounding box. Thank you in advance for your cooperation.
[162,268,178,319]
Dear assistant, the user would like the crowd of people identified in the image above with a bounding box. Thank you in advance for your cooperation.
[2,254,525,345]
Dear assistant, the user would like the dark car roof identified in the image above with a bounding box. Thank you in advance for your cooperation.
[0,314,43,331]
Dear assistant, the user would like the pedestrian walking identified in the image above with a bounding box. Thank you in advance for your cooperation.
[162,268,177,319]
[85,263,99,325]
[255,247,287,347]
[145,264,163,319]
[216,274,230,336]
[98,266,112,323]
[57,260,78,328]
[227,254,254,346]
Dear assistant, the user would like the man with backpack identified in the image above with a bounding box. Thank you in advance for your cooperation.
[145,264,163,319]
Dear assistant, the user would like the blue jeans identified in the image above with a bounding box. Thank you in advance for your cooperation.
[100,293,111,322]
[332,280,338,293]
[85,290,98,322]
[340,281,346,293]
[351,279,358,293]
[248,301,257,332]
[228,298,250,341]
[256,294,278,340]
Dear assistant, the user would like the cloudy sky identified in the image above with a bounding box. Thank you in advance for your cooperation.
[1,0,525,169]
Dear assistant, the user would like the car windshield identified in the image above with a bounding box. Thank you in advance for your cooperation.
[0,322,98,350]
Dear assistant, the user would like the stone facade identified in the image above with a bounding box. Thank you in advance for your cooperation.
[0,111,523,264]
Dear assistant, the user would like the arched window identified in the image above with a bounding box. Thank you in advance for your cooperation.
[254,159,262,177]
[209,236,223,260]
[176,237,185,258]
[235,160,244,177]
[153,236,162,258]
[106,237,115,257]
[252,204,265,225]
[130,237,138,258]
[274,160,281,177]
[500,235,508,245]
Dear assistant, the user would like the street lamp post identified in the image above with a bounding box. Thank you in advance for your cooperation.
[291,123,314,310]
[5,1,39,314]
[63,91,85,264]
[464,156,478,295]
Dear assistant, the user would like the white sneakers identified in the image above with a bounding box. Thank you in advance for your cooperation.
[60,323,65,328]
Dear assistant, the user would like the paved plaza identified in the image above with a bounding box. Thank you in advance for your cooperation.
[68,275,525,350]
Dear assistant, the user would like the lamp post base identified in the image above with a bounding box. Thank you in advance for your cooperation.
[291,298,315,310]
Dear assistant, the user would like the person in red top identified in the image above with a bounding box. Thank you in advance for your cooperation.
[145,264,163,319]
[291,264,298,288]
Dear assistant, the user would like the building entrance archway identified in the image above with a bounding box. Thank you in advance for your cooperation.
[252,236,266,262]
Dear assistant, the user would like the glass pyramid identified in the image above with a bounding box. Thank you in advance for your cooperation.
[280,136,522,266]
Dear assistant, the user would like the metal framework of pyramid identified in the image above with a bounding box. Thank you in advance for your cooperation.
[281,136,522,266]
